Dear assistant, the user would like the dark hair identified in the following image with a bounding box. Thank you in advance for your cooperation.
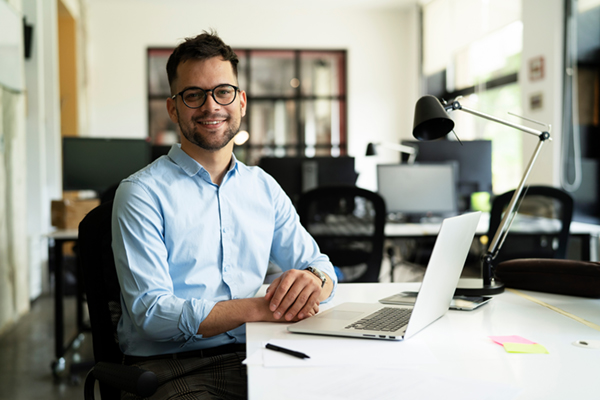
[166,30,239,93]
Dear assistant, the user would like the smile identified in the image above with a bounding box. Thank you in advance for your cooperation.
[198,121,224,125]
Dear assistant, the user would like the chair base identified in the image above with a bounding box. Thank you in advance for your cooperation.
[454,278,505,296]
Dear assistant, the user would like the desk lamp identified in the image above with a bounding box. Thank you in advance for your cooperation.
[413,95,551,295]
[366,142,418,164]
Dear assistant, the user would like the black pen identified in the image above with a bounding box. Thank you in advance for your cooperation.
[265,343,310,359]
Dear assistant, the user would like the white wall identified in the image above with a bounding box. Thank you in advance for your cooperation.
[86,0,421,190]
[519,0,564,187]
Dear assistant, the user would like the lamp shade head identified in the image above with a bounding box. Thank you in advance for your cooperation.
[413,95,455,141]
[365,142,377,156]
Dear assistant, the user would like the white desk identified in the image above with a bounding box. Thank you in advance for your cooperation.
[246,283,600,400]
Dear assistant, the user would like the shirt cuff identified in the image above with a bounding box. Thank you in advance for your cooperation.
[178,298,217,344]
[308,262,338,304]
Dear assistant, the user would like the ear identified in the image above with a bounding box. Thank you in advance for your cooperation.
[239,90,247,118]
[166,96,179,124]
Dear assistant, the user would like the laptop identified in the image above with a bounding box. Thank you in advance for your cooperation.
[288,211,481,341]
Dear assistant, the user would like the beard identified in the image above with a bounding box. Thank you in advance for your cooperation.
[176,107,242,152]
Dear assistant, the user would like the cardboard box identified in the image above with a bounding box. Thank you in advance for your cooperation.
[51,199,100,230]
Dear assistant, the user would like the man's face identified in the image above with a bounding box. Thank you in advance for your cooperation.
[166,57,247,153]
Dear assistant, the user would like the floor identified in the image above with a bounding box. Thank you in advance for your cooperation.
[0,294,97,400]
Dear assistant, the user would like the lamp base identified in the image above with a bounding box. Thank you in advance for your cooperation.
[454,278,505,296]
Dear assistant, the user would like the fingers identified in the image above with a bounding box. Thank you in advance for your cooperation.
[264,276,281,302]
[280,286,319,321]
[267,269,321,321]
[295,290,320,320]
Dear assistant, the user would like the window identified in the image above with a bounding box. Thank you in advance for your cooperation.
[422,0,523,194]
[147,48,347,165]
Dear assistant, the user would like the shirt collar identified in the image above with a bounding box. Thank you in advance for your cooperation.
[167,144,238,178]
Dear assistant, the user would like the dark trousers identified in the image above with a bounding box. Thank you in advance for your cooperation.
[122,351,247,400]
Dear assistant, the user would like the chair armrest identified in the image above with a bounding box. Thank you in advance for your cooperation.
[84,362,158,399]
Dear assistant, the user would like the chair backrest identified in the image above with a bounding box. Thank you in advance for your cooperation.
[297,185,386,282]
[488,186,574,264]
[78,200,123,398]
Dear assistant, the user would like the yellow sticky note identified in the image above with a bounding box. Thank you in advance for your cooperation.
[503,343,549,354]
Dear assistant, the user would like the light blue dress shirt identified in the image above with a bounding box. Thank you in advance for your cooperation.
[112,144,337,356]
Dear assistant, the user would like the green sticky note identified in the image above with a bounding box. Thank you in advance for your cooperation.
[503,343,549,354]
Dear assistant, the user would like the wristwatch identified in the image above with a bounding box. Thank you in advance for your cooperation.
[306,266,327,288]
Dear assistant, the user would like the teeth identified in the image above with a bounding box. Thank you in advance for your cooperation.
[199,121,222,125]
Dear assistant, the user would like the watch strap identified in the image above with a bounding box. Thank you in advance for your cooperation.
[306,266,326,288]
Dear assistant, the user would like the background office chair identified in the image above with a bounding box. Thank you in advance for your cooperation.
[488,185,574,265]
[78,201,158,399]
[297,186,386,282]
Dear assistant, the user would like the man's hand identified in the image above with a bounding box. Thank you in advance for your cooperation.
[264,269,331,321]
[197,269,333,337]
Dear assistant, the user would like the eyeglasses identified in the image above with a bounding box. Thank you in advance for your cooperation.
[172,84,240,109]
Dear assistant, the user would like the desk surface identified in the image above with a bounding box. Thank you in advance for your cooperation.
[246,283,600,400]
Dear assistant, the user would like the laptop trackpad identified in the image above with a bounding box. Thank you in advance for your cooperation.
[318,310,363,321]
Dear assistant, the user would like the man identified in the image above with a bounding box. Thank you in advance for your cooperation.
[112,31,337,400]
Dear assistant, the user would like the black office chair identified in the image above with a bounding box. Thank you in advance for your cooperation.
[297,186,386,282]
[488,185,574,266]
[78,201,158,399]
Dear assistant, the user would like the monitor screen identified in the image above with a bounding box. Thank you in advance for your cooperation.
[151,144,172,161]
[377,163,458,219]
[258,157,357,204]
[402,140,492,209]
[62,137,151,194]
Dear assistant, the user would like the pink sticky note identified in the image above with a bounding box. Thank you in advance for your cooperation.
[489,335,537,346]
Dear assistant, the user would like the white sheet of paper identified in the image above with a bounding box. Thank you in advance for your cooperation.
[242,349,264,365]
[257,338,437,368]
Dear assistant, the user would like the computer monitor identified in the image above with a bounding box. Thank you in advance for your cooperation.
[151,144,172,161]
[62,137,151,194]
[258,156,358,204]
[401,140,492,210]
[377,162,458,221]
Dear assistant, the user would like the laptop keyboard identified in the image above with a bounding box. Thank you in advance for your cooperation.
[345,307,412,332]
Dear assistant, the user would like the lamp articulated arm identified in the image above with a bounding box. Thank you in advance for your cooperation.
[444,100,549,139]
[445,99,552,288]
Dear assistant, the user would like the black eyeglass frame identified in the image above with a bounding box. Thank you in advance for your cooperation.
[171,84,241,109]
